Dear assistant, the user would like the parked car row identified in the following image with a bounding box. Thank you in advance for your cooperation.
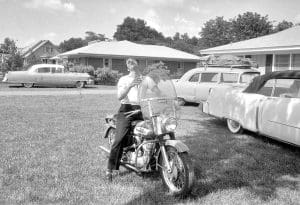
[2,64,94,88]
[202,70,300,147]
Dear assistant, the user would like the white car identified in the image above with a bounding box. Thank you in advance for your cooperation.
[203,70,300,146]
[173,66,260,105]
[2,64,94,88]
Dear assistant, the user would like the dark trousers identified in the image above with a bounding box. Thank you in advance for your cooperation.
[107,104,143,171]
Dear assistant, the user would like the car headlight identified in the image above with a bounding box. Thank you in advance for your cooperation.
[162,117,177,132]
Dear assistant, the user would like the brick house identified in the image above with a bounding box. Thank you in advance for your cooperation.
[58,40,200,74]
[200,26,300,74]
[20,40,60,66]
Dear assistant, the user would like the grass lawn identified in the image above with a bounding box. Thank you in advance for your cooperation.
[0,95,299,205]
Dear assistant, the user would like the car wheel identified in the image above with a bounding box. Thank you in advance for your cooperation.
[227,119,243,134]
[23,83,34,88]
[75,81,85,88]
[177,98,186,106]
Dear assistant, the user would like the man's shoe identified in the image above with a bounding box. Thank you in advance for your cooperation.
[105,171,112,182]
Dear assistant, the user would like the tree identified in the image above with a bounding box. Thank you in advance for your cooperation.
[200,16,233,48]
[58,37,87,52]
[231,12,273,42]
[273,20,293,32]
[113,17,164,41]
[85,31,107,42]
[0,38,23,72]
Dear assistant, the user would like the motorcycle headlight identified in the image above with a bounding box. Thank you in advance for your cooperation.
[162,117,177,132]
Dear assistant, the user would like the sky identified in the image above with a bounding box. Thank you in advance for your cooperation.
[0,0,300,47]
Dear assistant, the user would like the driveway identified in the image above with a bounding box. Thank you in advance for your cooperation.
[0,89,117,96]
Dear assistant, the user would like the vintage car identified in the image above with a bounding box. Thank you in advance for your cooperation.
[2,64,94,88]
[173,65,260,104]
[203,70,300,146]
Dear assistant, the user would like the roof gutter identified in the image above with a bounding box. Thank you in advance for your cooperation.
[58,53,200,62]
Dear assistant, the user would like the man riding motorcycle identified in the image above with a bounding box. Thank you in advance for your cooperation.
[106,58,158,181]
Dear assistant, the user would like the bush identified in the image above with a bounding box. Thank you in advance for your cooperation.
[69,65,95,75]
[94,67,122,85]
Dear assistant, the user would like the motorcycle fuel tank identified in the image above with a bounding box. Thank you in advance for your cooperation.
[133,121,154,138]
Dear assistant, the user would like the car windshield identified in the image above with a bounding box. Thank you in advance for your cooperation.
[240,72,260,84]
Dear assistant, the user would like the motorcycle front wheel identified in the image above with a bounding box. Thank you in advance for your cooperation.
[159,146,194,196]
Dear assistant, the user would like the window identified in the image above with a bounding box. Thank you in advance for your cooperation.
[188,73,200,82]
[240,72,260,84]
[275,54,290,71]
[257,79,275,96]
[220,73,238,83]
[104,58,109,67]
[37,67,50,73]
[274,79,300,98]
[51,67,63,73]
[292,54,300,70]
[200,73,219,83]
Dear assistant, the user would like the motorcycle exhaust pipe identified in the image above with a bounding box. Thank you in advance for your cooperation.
[121,162,140,173]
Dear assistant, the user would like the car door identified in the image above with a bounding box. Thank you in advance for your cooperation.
[51,67,66,86]
[176,72,200,102]
[195,72,219,102]
[36,67,52,86]
[259,79,300,145]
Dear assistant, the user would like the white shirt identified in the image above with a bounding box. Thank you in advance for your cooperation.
[118,75,139,105]
[117,75,157,105]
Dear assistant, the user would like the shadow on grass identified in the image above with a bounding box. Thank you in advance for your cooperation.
[124,116,300,204]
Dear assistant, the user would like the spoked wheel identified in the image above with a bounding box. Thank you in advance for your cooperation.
[227,119,243,134]
[75,81,85,88]
[23,83,34,88]
[159,146,194,196]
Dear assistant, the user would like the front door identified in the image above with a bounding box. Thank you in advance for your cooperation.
[259,79,300,145]
[195,72,219,102]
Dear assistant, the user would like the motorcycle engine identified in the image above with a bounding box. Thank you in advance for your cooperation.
[128,138,155,168]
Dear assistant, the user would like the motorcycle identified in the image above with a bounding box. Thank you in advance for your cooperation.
[100,68,195,196]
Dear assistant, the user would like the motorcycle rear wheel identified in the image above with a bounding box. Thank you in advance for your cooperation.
[159,146,194,196]
[107,127,116,149]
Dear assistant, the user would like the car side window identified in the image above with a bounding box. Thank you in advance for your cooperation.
[200,73,219,83]
[220,73,238,83]
[37,67,50,73]
[52,67,63,73]
[257,79,276,96]
[274,79,300,98]
[188,73,200,82]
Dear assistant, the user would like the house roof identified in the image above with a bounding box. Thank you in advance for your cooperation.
[58,40,200,61]
[200,26,300,55]
[20,40,53,58]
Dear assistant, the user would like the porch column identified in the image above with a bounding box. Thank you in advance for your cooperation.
[289,53,292,70]
[272,54,275,71]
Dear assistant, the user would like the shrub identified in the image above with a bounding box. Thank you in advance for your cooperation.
[69,65,95,76]
[94,67,122,85]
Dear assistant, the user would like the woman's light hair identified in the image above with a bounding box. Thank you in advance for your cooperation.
[126,58,137,66]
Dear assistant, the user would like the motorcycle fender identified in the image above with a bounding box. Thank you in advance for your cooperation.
[103,126,116,138]
[165,140,189,153]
